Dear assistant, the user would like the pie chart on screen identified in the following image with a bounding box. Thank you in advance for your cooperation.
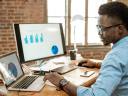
[8,62,18,77]
[51,45,58,54]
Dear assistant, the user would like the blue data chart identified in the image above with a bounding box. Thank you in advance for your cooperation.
[24,33,44,44]
[30,35,34,43]
[8,62,18,78]
[51,45,59,54]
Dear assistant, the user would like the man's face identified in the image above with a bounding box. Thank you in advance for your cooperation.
[97,15,121,45]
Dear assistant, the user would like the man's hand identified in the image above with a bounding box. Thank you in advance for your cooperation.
[78,59,101,68]
[44,72,77,96]
[43,72,64,87]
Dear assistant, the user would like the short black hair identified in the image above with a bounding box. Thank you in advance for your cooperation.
[98,1,128,30]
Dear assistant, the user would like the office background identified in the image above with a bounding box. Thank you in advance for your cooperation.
[0,0,127,60]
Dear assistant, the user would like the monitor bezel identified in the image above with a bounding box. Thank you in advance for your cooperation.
[13,23,66,63]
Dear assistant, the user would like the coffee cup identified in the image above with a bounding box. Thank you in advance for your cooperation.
[69,50,76,60]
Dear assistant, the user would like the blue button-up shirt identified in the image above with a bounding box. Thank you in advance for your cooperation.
[77,36,128,96]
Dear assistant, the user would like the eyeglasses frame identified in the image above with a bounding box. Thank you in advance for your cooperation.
[96,24,122,34]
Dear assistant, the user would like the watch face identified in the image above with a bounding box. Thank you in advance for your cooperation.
[60,79,68,87]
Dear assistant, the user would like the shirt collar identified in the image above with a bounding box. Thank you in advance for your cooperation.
[112,36,128,49]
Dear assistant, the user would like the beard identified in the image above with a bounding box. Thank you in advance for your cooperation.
[100,37,111,46]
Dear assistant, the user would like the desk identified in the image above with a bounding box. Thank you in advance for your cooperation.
[7,67,99,96]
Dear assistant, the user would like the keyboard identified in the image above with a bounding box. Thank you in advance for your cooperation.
[13,76,38,89]
[51,64,78,74]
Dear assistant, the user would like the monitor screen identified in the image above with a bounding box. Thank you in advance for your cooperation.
[13,23,66,63]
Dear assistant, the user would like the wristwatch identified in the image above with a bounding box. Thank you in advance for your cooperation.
[59,79,69,90]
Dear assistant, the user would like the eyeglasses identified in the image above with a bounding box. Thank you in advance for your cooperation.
[96,24,122,34]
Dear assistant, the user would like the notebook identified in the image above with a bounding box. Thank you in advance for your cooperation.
[0,52,45,91]
[51,64,78,74]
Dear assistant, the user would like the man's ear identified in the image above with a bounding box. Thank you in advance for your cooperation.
[117,25,124,35]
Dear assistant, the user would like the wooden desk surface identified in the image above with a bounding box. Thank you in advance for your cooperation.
[7,67,99,96]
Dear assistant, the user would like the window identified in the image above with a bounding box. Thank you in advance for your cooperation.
[71,0,85,45]
[47,0,66,43]
[88,0,107,45]
[47,0,111,46]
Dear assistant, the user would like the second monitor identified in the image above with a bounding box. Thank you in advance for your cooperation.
[14,23,66,64]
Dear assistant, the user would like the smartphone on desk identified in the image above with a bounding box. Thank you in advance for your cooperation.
[80,71,95,77]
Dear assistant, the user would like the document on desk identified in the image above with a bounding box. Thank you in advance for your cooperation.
[29,61,64,71]
[29,55,84,72]
[29,56,72,71]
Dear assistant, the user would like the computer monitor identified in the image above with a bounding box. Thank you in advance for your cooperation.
[13,23,66,64]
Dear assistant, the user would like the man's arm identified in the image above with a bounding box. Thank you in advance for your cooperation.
[43,72,77,96]
[62,81,77,96]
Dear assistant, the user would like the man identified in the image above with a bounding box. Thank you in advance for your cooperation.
[44,2,128,96]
